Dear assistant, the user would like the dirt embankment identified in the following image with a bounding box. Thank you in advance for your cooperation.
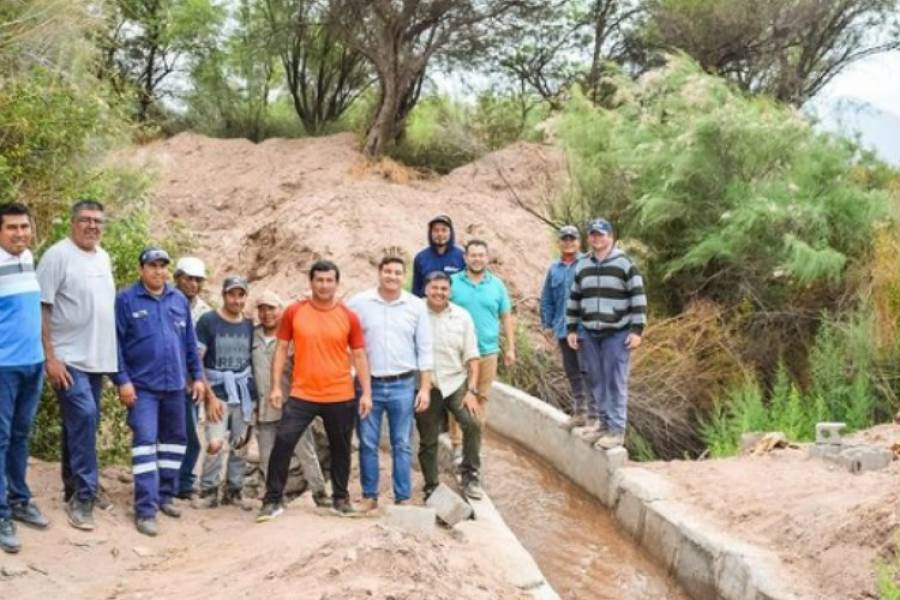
[127,132,565,309]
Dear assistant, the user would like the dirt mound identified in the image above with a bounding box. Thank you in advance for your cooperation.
[644,425,900,599]
[127,132,565,307]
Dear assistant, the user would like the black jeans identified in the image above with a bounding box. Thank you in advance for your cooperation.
[415,385,481,490]
[558,338,592,418]
[263,398,355,505]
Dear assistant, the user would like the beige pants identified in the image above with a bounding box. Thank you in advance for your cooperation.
[449,354,498,447]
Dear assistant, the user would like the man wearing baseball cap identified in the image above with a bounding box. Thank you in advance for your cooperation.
[172,256,212,501]
[565,218,647,449]
[195,275,255,509]
[112,247,205,536]
[540,225,593,433]
[411,214,466,297]
[251,291,328,506]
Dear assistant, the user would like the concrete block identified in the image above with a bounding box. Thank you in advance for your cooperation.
[383,505,436,534]
[826,445,893,473]
[675,535,718,600]
[641,500,691,573]
[815,422,845,445]
[807,443,841,459]
[425,482,473,526]
[604,446,628,472]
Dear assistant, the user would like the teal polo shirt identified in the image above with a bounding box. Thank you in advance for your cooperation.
[450,270,511,356]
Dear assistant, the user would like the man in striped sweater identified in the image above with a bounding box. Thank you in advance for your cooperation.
[565,218,646,449]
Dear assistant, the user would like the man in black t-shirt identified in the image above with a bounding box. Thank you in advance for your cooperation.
[195,276,255,509]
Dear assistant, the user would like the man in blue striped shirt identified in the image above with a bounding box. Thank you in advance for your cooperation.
[0,203,48,553]
[565,218,647,449]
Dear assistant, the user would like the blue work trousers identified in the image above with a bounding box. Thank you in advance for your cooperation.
[178,395,201,494]
[57,368,105,502]
[358,377,415,502]
[581,329,631,433]
[0,363,44,518]
[127,389,187,518]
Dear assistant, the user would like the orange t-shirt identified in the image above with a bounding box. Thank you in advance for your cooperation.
[277,300,365,403]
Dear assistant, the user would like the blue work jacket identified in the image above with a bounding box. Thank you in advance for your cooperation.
[540,255,583,339]
[112,281,203,392]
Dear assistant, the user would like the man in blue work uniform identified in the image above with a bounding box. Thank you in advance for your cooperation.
[113,248,205,537]
[539,225,594,434]
[411,214,466,298]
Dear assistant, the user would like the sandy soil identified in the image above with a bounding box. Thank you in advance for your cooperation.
[125,132,564,310]
[643,424,900,599]
[1,459,528,600]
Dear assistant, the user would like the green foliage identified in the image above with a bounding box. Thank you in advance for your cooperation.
[878,540,900,600]
[391,93,548,173]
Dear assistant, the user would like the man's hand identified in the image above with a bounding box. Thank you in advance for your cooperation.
[191,380,206,403]
[269,388,284,410]
[625,333,642,351]
[462,391,480,416]
[206,395,225,423]
[358,391,373,419]
[566,332,579,351]
[46,357,73,390]
[414,388,430,413]
[504,347,516,368]
[117,383,136,408]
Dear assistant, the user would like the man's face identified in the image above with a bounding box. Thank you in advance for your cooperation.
[431,223,451,247]
[71,209,104,251]
[588,231,613,255]
[223,288,247,315]
[257,304,282,330]
[559,235,579,256]
[465,244,488,273]
[378,261,405,294]
[310,270,338,302]
[175,273,204,300]
[425,278,450,311]
[0,213,33,256]
[140,260,169,292]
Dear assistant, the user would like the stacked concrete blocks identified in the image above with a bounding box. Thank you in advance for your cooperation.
[808,421,894,474]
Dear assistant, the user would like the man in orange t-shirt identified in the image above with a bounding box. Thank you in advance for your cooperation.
[256,260,372,521]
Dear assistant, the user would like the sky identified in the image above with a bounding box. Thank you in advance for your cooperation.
[815,51,900,116]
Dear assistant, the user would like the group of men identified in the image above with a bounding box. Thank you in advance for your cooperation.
[0,200,645,552]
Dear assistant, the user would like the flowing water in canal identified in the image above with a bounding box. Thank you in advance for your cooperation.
[482,431,688,600]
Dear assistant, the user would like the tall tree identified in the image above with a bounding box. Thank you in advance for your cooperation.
[100,0,223,121]
[327,0,540,157]
[262,0,371,134]
[637,0,900,105]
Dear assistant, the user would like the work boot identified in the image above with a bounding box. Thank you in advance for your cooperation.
[11,501,50,529]
[65,497,96,531]
[256,502,284,523]
[560,413,587,431]
[135,517,158,537]
[195,489,219,509]
[222,488,253,511]
[95,487,114,512]
[176,488,196,501]
[159,501,181,519]
[358,497,378,514]
[312,490,331,508]
[0,518,20,554]
[595,431,625,450]
[331,498,356,517]
[463,478,484,501]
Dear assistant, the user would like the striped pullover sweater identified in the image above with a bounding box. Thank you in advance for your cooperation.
[565,247,647,336]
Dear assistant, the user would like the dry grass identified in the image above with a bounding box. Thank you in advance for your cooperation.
[349,157,424,184]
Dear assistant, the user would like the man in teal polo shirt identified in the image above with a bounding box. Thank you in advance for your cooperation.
[449,239,515,460]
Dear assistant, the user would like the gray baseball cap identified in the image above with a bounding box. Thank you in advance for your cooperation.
[222,275,249,293]
[558,225,579,239]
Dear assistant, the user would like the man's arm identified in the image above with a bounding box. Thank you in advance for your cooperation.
[183,298,205,401]
[462,357,481,414]
[352,348,372,417]
[565,265,583,350]
[539,268,554,330]
[111,293,136,407]
[501,310,516,367]
[269,339,290,409]
[41,304,72,389]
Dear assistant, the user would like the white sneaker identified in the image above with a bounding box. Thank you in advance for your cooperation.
[594,432,625,449]
[560,414,587,431]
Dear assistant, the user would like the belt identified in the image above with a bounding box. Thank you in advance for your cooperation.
[371,370,415,382]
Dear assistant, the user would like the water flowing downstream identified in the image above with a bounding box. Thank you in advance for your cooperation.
[482,431,688,600]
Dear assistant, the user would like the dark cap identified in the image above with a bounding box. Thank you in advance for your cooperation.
[139,247,171,266]
[222,275,249,293]
[428,214,453,228]
[588,218,614,236]
[558,225,579,239]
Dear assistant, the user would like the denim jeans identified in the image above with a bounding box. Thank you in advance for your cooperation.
[0,363,44,518]
[358,377,415,501]
[56,367,105,502]
[178,395,201,494]
[580,329,631,433]
[200,403,247,493]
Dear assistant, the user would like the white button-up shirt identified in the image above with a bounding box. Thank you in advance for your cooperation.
[429,302,480,398]
[348,288,433,377]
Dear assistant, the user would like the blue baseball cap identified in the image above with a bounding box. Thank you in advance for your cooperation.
[139,247,171,266]
[588,218,614,236]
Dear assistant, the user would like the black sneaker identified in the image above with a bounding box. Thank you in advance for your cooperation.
[135,517,158,537]
[159,501,181,519]
[221,488,241,506]
[11,502,50,529]
[65,497,96,531]
[0,518,20,554]
[196,489,219,509]
[312,490,331,508]
[256,502,284,523]
[331,498,356,517]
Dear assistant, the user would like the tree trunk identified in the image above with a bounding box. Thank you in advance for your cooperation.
[364,72,402,158]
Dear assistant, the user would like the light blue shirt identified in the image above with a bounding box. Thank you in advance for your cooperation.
[0,247,43,367]
[347,289,433,377]
[450,271,511,356]
[540,255,583,339]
